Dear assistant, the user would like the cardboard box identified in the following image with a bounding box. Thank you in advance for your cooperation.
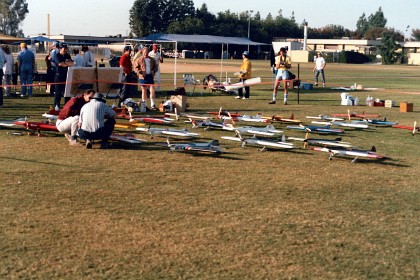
[400,102,413,112]
[385,100,395,108]
[170,95,187,112]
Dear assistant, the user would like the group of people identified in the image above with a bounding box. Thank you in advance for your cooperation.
[235,48,326,105]
[119,43,163,110]
[46,42,96,108]
[57,88,116,149]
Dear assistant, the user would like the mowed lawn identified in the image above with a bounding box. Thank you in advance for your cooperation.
[0,60,419,279]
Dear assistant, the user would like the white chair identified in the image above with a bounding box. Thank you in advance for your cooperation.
[183,73,201,95]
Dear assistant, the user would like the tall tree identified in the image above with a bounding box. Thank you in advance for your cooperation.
[355,12,368,38]
[0,0,28,36]
[129,0,194,37]
[410,28,420,41]
[368,7,387,28]
[379,29,401,64]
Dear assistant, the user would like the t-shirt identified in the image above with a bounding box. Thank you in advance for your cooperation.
[56,52,73,78]
[315,57,326,70]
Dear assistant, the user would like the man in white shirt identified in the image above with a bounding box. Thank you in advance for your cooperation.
[148,43,163,90]
[78,92,117,149]
[313,52,326,87]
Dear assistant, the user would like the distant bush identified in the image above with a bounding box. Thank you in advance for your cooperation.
[338,51,373,64]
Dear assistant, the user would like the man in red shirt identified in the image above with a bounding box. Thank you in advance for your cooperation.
[56,89,95,145]
[119,46,136,105]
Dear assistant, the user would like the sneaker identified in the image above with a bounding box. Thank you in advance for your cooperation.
[284,101,288,105]
[86,139,92,149]
[149,105,157,111]
[235,96,241,99]
[269,101,276,104]
[20,94,25,98]
[322,83,326,87]
[314,83,318,86]
[69,139,81,146]
[242,97,249,100]
[64,133,72,141]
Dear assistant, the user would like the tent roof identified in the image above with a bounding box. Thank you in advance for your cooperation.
[128,34,267,46]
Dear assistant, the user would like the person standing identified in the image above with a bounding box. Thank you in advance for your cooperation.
[82,46,95,67]
[235,51,252,99]
[119,45,135,104]
[133,47,158,110]
[54,43,74,108]
[73,49,85,67]
[78,92,117,149]
[148,43,163,90]
[270,47,291,105]
[17,42,35,98]
[56,89,95,145]
[49,41,60,97]
[2,45,13,98]
[314,52,326,87]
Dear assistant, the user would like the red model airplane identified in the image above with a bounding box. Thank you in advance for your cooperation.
[392,121,419,135]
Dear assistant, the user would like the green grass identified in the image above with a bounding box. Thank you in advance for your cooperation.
[0,61,419,279]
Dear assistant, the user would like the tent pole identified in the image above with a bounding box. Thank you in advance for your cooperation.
[174,41,177,88]
[220,44,224,81]
[225,44,229,82]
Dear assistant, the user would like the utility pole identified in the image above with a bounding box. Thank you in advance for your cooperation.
[247,10,254,52]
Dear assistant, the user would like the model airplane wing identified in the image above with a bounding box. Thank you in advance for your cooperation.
[109,133,147,144]
[223,77,261,91]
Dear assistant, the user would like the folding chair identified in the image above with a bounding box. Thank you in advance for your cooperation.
[105,83,123,99]
[183,74,201,96]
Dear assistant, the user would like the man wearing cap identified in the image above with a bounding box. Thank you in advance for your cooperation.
[78,92,117,149]
[148,43,163,90]
[270,47,291,105]
[48,41,60,96]
[56,89,95,145]
[235,51,252,99]
[54,43,74,108]
[17,42,35,98]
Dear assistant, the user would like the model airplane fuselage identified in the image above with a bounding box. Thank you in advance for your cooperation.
[166,139,224,154]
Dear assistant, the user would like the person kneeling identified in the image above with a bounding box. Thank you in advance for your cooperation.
[78,93,117,149]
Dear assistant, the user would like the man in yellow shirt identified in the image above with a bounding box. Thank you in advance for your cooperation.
[235,51,252,99]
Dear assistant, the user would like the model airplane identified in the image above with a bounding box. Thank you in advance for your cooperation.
[136,126,200,138]
[166,139,224,154]
[355,118,398,126]
[2,119,60,136]
[109,133,147,144]
[190,118,229,130]
[223,124,283,137]
[392,121,419,135]
[269,114,302,123]
[331,110,380,120]
[221,133,293,152]
[306,115,344,122]
[223,77,262,92]
[310,120,370,129]
[288,136,353,148]
[287,124,344,135]
[311,146,389,163]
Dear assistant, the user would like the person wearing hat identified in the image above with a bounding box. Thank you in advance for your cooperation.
[78,92,117,149]
[148,43,163,90]
[0,44,6,106]
[313,52,326,87]
[270,47,291,105]
[235,51,252,99]
[16,42,35,98]
[47,41,60,96]
[54,43,74,108]
[56,89,95,145]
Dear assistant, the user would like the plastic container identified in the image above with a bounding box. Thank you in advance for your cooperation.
[140,101,147,113]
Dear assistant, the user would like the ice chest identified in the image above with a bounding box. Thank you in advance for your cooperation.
[400,102,413,112]
[170,95,187,112]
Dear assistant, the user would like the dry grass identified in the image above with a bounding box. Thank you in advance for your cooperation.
[0,61,419,279]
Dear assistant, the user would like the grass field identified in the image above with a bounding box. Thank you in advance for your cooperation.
[1,60,419,279]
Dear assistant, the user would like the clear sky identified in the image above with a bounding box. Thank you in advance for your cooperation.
[20,0,420,38]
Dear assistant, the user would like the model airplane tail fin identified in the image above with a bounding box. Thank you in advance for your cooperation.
[166,138,171,146]
[371,146,376,152]
[190,118,197,128]
[290,113,294,120]
[334,137,342,141]
[210,140,220,146]
[235,130,244,140]
[281,134,286,142]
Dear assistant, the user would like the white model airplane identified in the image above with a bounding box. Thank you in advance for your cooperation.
[166,139,224,154]
[310,121,370,129]
[222,124,283,137]
[221,132,294,152]
[288,136,353,148]
[311,146,389,163]
[223,77,262,92]
[306,115,344,122]
[136,126,200,138]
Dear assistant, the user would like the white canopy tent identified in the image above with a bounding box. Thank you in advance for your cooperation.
[124,34,267,87]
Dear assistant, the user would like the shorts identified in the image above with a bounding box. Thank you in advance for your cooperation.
[276,70,289,80]
[139,74,154,86]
